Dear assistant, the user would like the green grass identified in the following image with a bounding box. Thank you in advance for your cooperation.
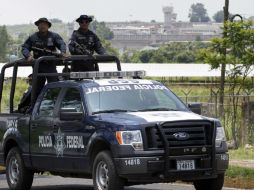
[226,165,254,179]
[229,148,254,160]
[2,78,28,112]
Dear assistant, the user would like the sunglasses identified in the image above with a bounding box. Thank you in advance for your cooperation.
[79,20,89,24]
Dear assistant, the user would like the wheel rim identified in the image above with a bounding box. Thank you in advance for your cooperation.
[96,161,109,190]
[8,157,19,185]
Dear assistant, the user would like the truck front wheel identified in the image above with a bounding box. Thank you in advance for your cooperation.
[6,147,34,190]
[93,151,124,190]
[193,173,225,190]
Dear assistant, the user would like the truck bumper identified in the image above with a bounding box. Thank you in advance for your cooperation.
[114,153,229,182]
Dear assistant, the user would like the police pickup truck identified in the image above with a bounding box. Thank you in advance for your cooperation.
[0,56,228,190]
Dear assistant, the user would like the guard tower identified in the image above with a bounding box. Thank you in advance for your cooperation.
[163,6,177,33]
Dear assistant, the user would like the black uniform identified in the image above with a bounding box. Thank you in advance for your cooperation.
[22,31,66,96]
[18,86,32,113]
[68,29,106,71]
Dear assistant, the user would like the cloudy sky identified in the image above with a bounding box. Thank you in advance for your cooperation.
[0,0,253,25]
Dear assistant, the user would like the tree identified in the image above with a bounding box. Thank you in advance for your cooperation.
[89,19,117,56]
[90,21,114,40]
[0,25,10,62]
[198,20,254,147]
[213,10,233,23]
[174,51,195,63]
[100,39,119,57]
[213,10,224,23]
[189,3,211,22]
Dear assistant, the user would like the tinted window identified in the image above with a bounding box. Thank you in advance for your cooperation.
[60,88,83,112]
[38,88,61,117]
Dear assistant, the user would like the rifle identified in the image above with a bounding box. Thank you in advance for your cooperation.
[70,40,92,56]
[31,46,62,57]
[70,41,99,71]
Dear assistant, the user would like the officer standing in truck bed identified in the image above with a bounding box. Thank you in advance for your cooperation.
[22,17,67,96]
[68,15,106,71]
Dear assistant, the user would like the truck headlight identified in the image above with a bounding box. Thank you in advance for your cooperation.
[215,121,226,148]
[116,130,143,150]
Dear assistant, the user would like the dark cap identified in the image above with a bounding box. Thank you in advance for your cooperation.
[34,18,52,28]
[76,15,93,23]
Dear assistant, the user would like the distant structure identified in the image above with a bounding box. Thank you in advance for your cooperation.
[106,6,223,51]
[163,6,177,33]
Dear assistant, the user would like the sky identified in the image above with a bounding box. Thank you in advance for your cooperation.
[0,0,253,25]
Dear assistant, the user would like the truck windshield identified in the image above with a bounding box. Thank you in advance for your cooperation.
[84,84,188,114]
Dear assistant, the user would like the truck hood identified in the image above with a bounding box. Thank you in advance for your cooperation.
[96,111,207,126]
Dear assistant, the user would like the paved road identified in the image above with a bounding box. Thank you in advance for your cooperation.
[0,174,241,190]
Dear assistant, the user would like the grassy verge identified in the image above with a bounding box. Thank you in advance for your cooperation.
[226,165,254,179]
[229,148,254,160]
[225,165,254,189]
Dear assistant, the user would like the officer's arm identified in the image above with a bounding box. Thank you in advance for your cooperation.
[54,33,67,54]
[21,36,32,58]
[94,35,106,55]
[68,32,78,55]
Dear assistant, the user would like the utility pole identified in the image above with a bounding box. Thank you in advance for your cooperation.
[219,0,229,115]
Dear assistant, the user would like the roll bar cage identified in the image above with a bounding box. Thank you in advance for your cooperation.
[0,55,121,113]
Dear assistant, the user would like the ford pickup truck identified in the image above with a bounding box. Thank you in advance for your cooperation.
[0,56,228,190]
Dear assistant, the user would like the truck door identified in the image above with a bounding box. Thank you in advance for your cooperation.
[53,87,95,172]
[30,87,62,170]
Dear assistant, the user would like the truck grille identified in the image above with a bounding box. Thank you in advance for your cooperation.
[145,121,213,149]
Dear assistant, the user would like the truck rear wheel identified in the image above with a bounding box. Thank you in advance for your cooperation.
[93,150,124,190]
[6,147,34,190]
[193,173,224,190]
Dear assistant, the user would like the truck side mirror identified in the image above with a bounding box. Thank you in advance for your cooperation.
[188,103,202,115]
[60,108,83,121]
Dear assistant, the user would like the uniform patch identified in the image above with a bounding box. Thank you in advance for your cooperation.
[47,38,54,46]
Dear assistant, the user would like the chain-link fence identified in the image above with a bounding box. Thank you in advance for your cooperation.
[177,88,254,147]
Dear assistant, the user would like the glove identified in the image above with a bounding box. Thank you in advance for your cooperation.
[75,48,84,55]
[26,55,34,62]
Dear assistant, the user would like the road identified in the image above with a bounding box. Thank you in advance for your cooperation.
[0,174,240,190]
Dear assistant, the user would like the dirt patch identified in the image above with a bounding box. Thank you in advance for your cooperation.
[0,166,5,174]
[230,160,254,169]
[225,177,254,189]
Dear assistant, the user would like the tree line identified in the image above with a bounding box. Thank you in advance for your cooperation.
[0,26,10,62]
[121,42,210,63]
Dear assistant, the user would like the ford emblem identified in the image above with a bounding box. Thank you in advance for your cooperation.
[173,132,190,141]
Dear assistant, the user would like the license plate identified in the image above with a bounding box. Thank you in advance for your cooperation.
[177,160,195,171]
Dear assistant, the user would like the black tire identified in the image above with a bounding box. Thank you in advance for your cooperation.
[193,173,225,190]
[6,147,34,190]
[93,151,124,190]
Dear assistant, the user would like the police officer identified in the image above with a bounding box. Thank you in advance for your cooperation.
[22,17,67,96]
[18,74,33,113]
[69,15,106,71]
